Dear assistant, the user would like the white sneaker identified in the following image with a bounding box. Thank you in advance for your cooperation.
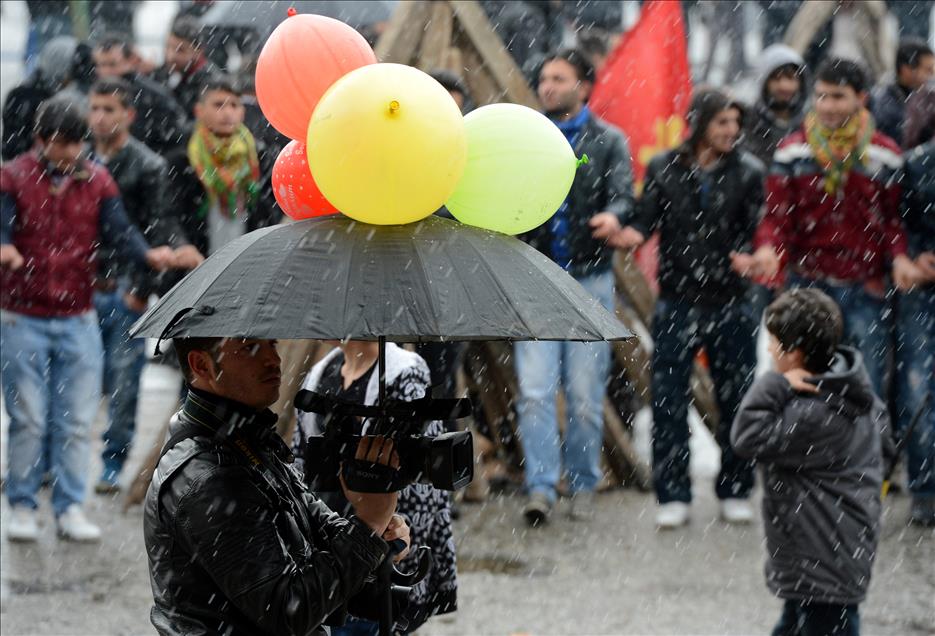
[655,502,690,529]
[7,507,40,542]
[56,505,101,542]
[720,498,755,525]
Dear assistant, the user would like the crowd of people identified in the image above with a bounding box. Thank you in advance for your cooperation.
[0,2,933,635]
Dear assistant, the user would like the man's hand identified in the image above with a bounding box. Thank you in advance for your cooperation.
[382,514,411,562]
[0,244,24,271]
[729,251,757,277]
[342,436,399,536]
[145,246,176,272]
[123,292,148,314]
[173,245,205,270]
[915,252,935,284]
[749,245,780,279]
[783,368,819,394]
[893,254,923,291]
[589,212,622,242]
[610,226,645,250]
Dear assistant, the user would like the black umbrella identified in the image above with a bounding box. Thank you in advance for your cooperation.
[129,215,631,344]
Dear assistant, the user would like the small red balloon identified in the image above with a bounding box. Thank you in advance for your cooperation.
[272,140,338,220]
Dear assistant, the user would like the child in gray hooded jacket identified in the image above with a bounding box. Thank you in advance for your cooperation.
[732,289,885,636]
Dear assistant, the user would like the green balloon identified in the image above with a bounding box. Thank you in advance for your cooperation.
[446,104,578,235]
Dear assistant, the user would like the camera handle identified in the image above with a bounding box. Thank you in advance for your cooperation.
[378,539,432,636]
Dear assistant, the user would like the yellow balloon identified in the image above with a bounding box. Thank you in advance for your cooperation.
[307,63,467,225]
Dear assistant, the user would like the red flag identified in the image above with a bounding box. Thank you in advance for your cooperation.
[590,0,692,184]
[589,0,692,290]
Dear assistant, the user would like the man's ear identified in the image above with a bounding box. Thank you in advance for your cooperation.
[126,106,137,125]
[187,349,214,384]
[858,90,869,107]
[193,101,203,122]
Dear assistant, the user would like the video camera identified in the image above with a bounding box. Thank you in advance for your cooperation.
[293,390,474,494]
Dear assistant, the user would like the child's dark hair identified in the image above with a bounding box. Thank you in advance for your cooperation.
[765,289,843,373]
[174,337,223,382]
[34,97,88,142]
[815,57,868,94]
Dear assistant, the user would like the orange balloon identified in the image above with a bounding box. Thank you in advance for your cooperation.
[272,140,339,220]
[256,12,376,141]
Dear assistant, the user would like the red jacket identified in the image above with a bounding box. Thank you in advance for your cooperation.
[1,152,128,317]
[754,128,907,284]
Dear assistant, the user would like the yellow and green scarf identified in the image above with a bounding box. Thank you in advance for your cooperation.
[187,123,260,218]
[804,108,874,195]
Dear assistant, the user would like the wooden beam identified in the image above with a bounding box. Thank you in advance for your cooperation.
[455,30,505,105]
[418,2,454,71]
[374,1,432,64]
[449,0,540,109]
[603,400,652,491]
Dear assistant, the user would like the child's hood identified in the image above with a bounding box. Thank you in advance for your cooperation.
[809,345,876,416]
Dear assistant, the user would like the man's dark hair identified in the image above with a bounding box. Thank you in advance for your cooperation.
[34,97,88,142]
[765,289,844,374]
[174,337,223,382]
[95,32,132,58]
[90,77,134,109]
[896,38,934,74]
[815,57,868,94]
[198,75,242,102]
[682,86,744,154]
[541,48,596,84]
[578,32,610,62]
[429,70,468,100]
[171,15,205,48]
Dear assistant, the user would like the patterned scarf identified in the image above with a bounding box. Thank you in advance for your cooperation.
[187,122,260,218]
[804,108,874,195]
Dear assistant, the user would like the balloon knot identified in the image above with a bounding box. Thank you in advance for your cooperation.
[389,100,400,114]
[577,154,590,167]
[287,7,297,17]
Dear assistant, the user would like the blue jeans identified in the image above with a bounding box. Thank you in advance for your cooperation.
[94,289,147,480]
[515,270,614,502]
[894,285,935,499]
[772,600,860,636]
[651,297,757,503]
[786,275,890,397]
[1,310,103,515]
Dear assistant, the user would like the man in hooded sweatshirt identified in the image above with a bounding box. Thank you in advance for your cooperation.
[732,288,884,636]
[616,88,765,529]
[742,44,808,167]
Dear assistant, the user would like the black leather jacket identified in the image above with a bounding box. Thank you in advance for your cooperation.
[626,148,765,306]
[144,388,390,636]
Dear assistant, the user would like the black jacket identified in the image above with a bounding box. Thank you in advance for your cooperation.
[92,137,190,297]
[731,347,884,605]
[122,71,189,155]
[870,82,911,147]
[1,76,53,161]
[902,140,935,258]
[145,388,390,636]
[521,113,635,278]
[626,148,765,306]
[163,138,280,261]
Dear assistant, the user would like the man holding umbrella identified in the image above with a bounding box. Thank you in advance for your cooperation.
[145,336,411,636]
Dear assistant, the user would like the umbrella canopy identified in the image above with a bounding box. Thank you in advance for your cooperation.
[130,215,632,343]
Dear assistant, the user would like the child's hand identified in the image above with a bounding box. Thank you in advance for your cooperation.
[783,368,819,394]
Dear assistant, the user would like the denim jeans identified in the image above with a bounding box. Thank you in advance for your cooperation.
[94,289,147,480]
[1,310,103,515]
[894,285,935,499]
[772,600,860,636]
[650,296,757,503]
[786,274,890,397]
[515,270,615,502]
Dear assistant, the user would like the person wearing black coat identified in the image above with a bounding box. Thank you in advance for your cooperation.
[151,15,221,119]
[732,289,883,636]
[869,38,934,147]
[145,337,410,636]
[618,88,765,529]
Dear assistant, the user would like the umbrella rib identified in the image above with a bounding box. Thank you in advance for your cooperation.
[242,226,302,337]
[409,236,443,339]
[461,231,534,339]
